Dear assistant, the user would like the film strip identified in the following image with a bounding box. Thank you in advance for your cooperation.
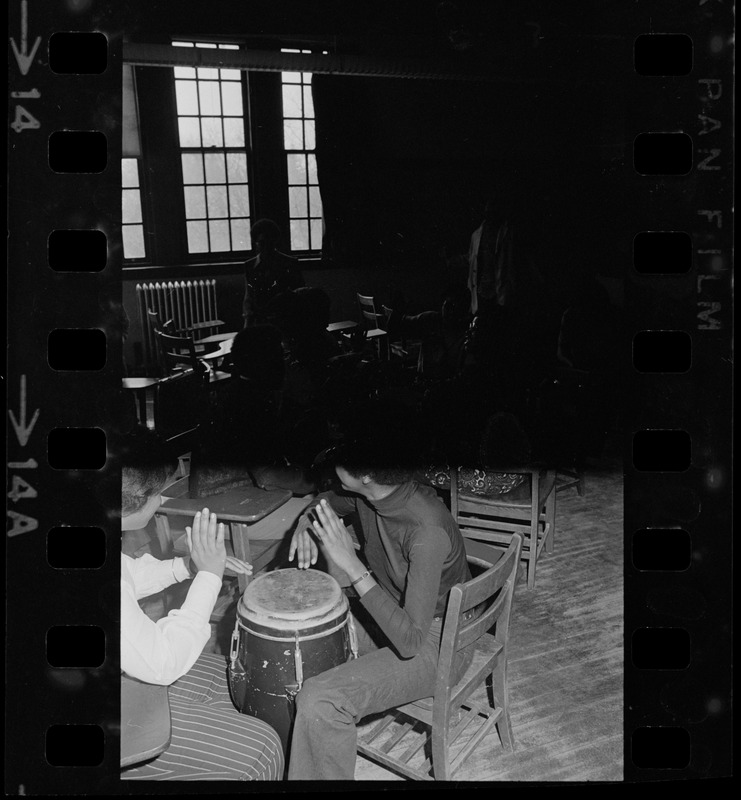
[5,1,733,791]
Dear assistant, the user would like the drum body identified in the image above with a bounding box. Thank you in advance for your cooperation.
[228,569,356,756]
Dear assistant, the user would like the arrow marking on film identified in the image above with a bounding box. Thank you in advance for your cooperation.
[8,375,40,447]
[10,0,42,76]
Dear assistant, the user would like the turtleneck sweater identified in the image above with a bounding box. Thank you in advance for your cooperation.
[314,481,470,658]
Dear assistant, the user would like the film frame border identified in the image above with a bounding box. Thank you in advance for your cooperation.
[5,0,734,791]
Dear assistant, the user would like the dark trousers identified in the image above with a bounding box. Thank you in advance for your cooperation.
[287,612,472,780]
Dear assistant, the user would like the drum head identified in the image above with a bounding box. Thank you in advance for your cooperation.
[238,569,346,631]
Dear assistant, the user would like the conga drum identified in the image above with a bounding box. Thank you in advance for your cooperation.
[228,568,358,755]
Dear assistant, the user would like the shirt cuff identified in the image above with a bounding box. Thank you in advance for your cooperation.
[172,557,192,582]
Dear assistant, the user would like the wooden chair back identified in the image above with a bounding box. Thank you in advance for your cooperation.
[153,328,207,377]
[450,465,556,589]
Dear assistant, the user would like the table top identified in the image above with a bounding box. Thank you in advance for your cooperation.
[327,320,358,333]
[198,330,237,345]
[123,376,160,389]
[159,486,292,523]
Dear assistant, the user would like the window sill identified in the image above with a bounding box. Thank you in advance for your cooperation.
[122,254,325,280]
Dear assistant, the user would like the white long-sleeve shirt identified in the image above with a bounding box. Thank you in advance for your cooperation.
[121,553,221,685]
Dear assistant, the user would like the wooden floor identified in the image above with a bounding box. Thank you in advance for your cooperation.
[354,458,624,782]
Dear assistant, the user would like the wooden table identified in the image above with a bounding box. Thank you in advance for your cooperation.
[197,330,237,346]
[155,487,313,592]
[327,320,358,334]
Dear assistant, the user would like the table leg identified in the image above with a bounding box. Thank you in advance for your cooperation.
[230,522,251,594]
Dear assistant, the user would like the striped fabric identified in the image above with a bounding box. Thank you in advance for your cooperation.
[122,653,284,781]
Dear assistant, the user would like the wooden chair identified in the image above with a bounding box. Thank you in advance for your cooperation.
[357,534,523,781]
[153,328,208,377]
[356,293,389,358]
[153,328,229,384]
[151,369,208,457]
[450,466,556,590]
[380,303,424,372]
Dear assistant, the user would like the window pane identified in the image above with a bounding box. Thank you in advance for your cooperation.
[187,220,208,253]
[201,117,224,147]
[184,186,206,218]
[303,86,315,118]
[209,219,230,251]
[122,159,139,188]
[196,66,219,80]
[174,66,196,79]
[220,68,241,81]
[289,186,308,217]
[206,185,228,218]
[175,80,199,115]
[221,82,243,116]
[286,153,306,184]
[290,219,309,251]
[283,119,303,149]
[226,153,248,183]
[198,81,221,115]
[122,225,145,259]
[228,184,250,217]
[309,186,322,216]
[282,84,302,118]
[178,117,201,147]
[204,153,226,184]
[122,189,143,224]
[283,71,301,83]
[231,218,251,251]
[307,154,318,184]
[181,153,204,184]
[310,218,323,250]
[223,118,245,147]
[304,120,316,150]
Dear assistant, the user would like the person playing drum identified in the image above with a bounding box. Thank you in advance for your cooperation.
[120,429,284,780]
[287,438,473,780]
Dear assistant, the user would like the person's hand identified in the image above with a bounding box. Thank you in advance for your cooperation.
[224,557,253,578]
[288,513,318,569]
[310,499,364,579]
[185,508,227,579]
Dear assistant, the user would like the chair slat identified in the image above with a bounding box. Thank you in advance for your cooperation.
[450,716,498,776]
[363,713,397,744]
[380,719,415,753]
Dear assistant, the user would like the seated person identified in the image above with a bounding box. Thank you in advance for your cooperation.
[286,434,473,780]
[267,287,342,415]
[243,219,304,328]
[422,412,532,500]
[386,284,471,380]
[120,430,283,780]
[190,324,315,499]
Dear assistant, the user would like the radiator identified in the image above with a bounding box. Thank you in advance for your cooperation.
[136,279,220,369]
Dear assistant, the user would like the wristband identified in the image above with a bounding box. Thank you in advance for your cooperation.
[350,569,372,587]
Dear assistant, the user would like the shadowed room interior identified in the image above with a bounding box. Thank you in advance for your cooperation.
[117,0,631,783]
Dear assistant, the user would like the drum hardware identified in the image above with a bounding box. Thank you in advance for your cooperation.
[348,614,359,659]
[286,632,304,697]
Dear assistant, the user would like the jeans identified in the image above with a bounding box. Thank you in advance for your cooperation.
[287,608,472,780]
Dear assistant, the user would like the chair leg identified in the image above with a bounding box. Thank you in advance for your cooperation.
[430,718,452,781]
[544,490,556,555]
[491,665,514,751]
[526,525,537,589]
